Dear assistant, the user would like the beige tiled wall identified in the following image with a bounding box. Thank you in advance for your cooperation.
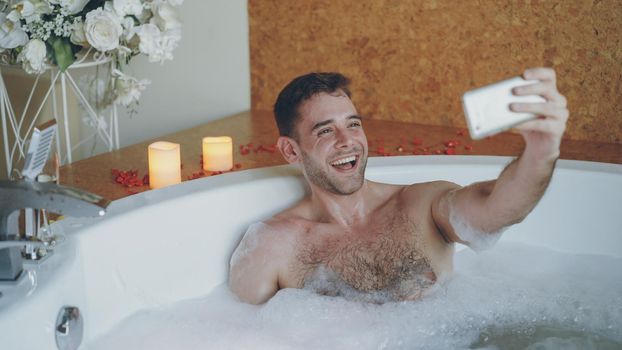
[249,0,622,144]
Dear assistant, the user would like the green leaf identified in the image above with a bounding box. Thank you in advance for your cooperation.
[49,37,75,71]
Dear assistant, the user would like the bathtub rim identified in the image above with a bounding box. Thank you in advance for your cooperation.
[56,155,622,238]
[109,154,621,208]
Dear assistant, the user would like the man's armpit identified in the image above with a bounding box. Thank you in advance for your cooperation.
[434,185,505,251]
[431,183,464,245]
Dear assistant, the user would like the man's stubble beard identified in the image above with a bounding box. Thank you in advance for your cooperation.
[300,149,367,195]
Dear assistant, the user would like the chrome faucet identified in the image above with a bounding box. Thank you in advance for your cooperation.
[0,180,110,281]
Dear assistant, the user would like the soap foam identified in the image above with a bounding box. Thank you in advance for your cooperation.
[85,242,622,350]
[303,265,397,304]
[447,189,505,251]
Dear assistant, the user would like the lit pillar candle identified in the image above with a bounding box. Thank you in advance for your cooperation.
[202,136,233,171]
[148,141,181,189]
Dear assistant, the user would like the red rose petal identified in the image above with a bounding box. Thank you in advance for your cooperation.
[444,140,459,148]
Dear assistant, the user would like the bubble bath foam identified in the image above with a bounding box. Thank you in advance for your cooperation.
[86,242,622,350]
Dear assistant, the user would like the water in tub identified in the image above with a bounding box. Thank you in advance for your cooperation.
[86,242,622,350]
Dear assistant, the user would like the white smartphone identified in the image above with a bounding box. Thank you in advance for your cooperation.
[461,77,546,140]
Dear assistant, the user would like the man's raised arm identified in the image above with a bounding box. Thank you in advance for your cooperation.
[432,68,569,247]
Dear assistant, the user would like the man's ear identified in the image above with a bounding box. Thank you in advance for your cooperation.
[277,136,301,164]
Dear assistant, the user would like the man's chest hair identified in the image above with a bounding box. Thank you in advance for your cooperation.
[293,211,434,293]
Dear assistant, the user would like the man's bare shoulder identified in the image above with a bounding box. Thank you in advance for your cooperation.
[234,205,311,257]
[235,218,299,254]
[229,217,304,304]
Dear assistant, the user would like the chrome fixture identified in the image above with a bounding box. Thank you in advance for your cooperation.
[0,180,110,281]
[11,120,60,261]
[56,306,84,350]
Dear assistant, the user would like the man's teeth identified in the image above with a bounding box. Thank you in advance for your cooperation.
[331,156,356,166]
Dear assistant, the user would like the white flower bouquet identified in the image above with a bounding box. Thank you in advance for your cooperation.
[0,0,182,106]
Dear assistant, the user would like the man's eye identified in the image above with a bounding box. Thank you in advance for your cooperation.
[349,122,361,128]
[318,128,332,136]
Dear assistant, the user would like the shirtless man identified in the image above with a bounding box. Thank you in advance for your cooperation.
[229,68,569,304]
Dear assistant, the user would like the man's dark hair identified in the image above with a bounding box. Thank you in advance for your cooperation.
[274,72,351,139]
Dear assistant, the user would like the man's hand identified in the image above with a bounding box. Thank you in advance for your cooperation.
[432,67,570,246]
[510,67,569,160]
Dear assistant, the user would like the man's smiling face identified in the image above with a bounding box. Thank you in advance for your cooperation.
[294,90,369,195]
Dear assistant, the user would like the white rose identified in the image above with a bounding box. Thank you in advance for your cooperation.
[150,1,181,32]
[134,23,180,64]
[156,29,180,62]
[112,0,143,17]
[120,16,135,41]
[32,0,53,13]
[112,69,150,106]
[134,23,159,56]
[12,1,36,19]
[6,10,21,23]
[9,1,52,21]
[17,38,47,74]
[84,8,123,52]
[58,0,89,15]
[69,19,89,47]
[0,13,29,49]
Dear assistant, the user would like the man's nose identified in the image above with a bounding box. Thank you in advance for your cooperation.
[334,129,354,149]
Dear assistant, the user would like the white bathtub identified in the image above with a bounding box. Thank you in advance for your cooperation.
[1,156,621,349]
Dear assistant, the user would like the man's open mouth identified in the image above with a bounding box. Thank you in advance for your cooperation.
[330,155,358,171]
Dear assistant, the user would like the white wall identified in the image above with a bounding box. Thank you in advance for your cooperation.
[117,0,250,147]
